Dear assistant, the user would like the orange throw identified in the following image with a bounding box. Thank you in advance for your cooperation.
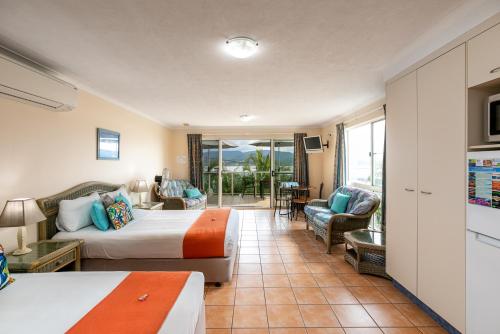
[183,208,231,258]
[67,271,190,334]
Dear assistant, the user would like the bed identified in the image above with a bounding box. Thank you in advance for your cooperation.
[0,271,205,333]
[37,182,239,283]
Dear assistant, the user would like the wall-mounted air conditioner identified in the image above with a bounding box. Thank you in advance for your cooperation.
[0,53,77,111]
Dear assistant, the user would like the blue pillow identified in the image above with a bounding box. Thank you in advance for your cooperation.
[184,188,202,199]
[115,193,132,209]
[90,200,110,231]
[330,193,351,214]
[0,245,14,290]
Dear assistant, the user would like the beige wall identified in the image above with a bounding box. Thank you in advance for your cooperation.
[0,90,172,252]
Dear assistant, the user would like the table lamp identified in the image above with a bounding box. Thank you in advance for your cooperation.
[131,180,149,205]
[0,198,46,255]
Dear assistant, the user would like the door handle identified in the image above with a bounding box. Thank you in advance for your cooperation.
[404,188,415,192]
[489,66,500,74]
[420,191,432,195]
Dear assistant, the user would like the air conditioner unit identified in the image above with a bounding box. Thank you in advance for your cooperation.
[0,53,77,111]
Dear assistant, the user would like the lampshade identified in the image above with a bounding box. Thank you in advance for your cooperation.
[131,180,148,193]
[0,198,46,228]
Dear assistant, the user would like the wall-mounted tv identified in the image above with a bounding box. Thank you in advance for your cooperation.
[303,135,324,153]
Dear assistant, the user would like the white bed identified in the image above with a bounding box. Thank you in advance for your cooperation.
[0,271,205,334]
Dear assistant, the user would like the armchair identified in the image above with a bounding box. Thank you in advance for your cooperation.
[304,186,380,253]
[153,179,207,210]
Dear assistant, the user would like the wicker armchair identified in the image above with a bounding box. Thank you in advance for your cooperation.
[304,186,380,253]
[152,179,207,210]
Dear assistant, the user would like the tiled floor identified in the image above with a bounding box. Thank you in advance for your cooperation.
[205,209,447,334]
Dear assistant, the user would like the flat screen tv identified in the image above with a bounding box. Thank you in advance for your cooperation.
[303,135,324,153]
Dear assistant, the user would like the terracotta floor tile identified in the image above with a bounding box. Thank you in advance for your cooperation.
[265,287,297,304]
[381,328,422,334]
[267,305,305,327]
[416,327,448,334]
[293,287,328,304]
[262,263,287,274]
[376,286,410,304]
[307,262,334,274]
[366,275,393,287]
[363,304,413,328]
[306,328,345,334]
[321,287,359,304]
[299,305,341,327]
[238,275,264,288]
[259,240,277,247]
[279,246,302,254]
[240,247,261,255]
[205,288,236,305]
[238,264,263,275]
[343,329,383,334]
[206,329,232,334]
[232,329,270,334]
[233,305,268,328]
[206,305,234,328]
[289,274,319,287]
[241,241,260,247]
[239,255,262,264]
[235,288,266,305]
[348,287,389,304]
[263,274,291,287]
[331,305,377,327]
[330,261,357,274]
[260,254,283,263]
[337,274,373,287]
[313,274,344,287]
[394,303,437,327]
[260,247,280,254]
[270,328,306,334]
[302,253,328,262]
[285,262,311,274]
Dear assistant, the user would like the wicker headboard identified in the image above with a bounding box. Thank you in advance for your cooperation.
[36,181,122,240]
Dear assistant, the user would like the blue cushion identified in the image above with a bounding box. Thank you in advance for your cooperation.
[115,193,132,209]
[330,193,351,214]
[0,245,14,290]
[90,200,110,231]
[184,188,203,199]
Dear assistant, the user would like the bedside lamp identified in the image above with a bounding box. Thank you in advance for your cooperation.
[131,180,149,205]
[0,198,46,255]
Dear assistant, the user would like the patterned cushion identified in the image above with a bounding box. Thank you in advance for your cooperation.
[327,186,378,215]
[101,194,115,208]
[184,194,207,208]
[0,244,14,290]
[106,201,133,230]
[313,212,333,226]
[304,205,331,218]
[159,179,194,197]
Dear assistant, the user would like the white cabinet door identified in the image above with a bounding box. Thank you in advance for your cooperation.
[468,23,500,87]
[386,71,418,294]
[417,44,466,332]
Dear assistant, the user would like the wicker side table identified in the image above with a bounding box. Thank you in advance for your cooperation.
[344,229,390,279]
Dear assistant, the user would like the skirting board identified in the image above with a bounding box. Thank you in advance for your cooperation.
[392,280,461,334]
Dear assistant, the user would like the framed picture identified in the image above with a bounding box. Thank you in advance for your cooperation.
[96,128,120,160]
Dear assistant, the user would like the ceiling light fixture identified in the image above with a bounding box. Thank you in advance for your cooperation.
[240,114,255,122]
[225,37,259,59]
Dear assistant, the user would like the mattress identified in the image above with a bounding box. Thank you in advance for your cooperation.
[0,271,205,334]
[53,209,239,259]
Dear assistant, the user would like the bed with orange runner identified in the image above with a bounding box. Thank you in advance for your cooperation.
[0,271,205,334]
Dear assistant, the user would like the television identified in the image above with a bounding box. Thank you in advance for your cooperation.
[303,135,324,153]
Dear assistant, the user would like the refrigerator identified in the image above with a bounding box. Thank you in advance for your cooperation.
[467,151,500,334]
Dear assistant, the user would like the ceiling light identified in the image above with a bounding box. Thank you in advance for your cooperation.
[240,114,255,122]
[225,37,259,59]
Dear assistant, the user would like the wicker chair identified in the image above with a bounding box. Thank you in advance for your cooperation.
[304,186,380,253]
[152,179,207,210]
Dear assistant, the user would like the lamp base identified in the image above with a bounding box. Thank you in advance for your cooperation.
[12,247,32,256]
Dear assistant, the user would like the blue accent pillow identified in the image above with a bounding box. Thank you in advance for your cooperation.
[184,188,202,199]
[115,193,132,210]
[330,193,351,214]
[0,244,14,290]
[90,200,110,231]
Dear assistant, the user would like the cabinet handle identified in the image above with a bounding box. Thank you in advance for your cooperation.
[420,191,432,195]
[490,67,500,74]
[404,188,415,192]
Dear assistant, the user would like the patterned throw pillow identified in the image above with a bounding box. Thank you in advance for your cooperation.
[100,194,115,208]
[0,244,14,290]
[106,201,133,230]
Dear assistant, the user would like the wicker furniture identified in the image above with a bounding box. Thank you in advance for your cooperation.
[304,186,380,253]
[344,229,389,278]
[153,179,207,210]
[133,201,164,210]
[7,239,83,273]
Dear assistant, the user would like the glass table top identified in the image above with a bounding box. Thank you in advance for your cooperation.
[7,240,79,265]
[348,229,385,247]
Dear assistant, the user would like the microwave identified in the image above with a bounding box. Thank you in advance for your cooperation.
[486,93,500,142]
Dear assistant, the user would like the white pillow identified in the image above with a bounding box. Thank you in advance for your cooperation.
[55,192,100,232]
[101,186,133,206]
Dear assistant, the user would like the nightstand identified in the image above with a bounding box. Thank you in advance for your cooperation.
[7,239,84,273]
[133,201,164,210]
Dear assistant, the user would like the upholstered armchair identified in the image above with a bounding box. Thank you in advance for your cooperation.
[304,186,380,253]
[153,179,207,210]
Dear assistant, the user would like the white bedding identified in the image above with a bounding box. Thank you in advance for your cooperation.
[0,271,205,334]
[53,209,239,259]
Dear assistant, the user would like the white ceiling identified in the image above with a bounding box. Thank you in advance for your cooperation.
[0,0,469,127]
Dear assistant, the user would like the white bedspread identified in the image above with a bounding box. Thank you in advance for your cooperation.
[0,271,205,334]
[52,209,239,259]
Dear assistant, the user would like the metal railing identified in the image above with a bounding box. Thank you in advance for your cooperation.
[203,171,293,196]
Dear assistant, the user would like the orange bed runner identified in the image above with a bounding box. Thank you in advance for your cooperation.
[183,208,231,258]
[66,271,190,334]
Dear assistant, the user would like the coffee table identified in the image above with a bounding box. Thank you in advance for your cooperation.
[344,229,389,278]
